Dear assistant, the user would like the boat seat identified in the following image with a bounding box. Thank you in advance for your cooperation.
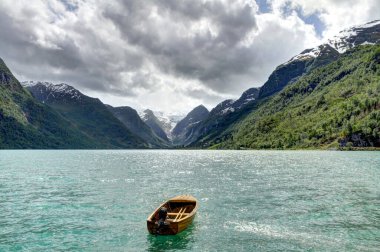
[167,213,190,216]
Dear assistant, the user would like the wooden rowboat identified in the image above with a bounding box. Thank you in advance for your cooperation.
[147,195,198,235]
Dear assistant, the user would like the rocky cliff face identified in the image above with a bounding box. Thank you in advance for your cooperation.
[172,105,209,145]
[139,109,170,142]
[180,87,260,147]
[108,106,169,148]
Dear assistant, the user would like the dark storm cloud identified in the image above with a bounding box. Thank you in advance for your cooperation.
[0,0,147,96]
[102,0,259,92]
[0,10,82,70]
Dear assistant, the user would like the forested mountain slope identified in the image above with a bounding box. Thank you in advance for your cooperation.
[211,45,380,149]
[107,105,168,148]
[25,81,147,149]
[0,59,95,148]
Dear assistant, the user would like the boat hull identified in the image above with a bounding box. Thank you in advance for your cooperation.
[147,212,196,235]
[147,195,198,235]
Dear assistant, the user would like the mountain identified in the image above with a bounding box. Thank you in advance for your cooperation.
[172,105,209,145]
[23,81,147,148]
[207,44,380,149]
[258,44,340,99]
[22,81,83,103]
[138,110,184,140]
[3,20,379,150]
[139,109,170,142]
[155,111,184,139]
[181,87,260,146]
[0,59,95,148]
[189,20,380,148]
[107,105,169,148]
[259,20,380,99]
[326,20,380,53]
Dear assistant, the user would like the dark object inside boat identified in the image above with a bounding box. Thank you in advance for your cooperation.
[157,207,169,233]
[158,207,168,220]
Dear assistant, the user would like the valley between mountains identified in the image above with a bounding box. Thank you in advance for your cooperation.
[1,20,379,149]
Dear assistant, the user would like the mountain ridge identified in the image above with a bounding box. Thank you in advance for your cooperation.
[188,19,380,147]
[213,44,380,149]
[23,81,147,148]
[172,105,209,146]
[1,20,379,149]
[0,60,97,148]
[107,105,169,148]
[139,109,170,142]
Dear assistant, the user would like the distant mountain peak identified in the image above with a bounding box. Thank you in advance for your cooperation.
[187,104,209,116]
[21,81,83,101]
[327,19,380,53]
[172,104,210,145]
[138,109,169,141]
[285,19,380,65]
[209,87,260,117]
[194,104,207,109]
[138,109,185,140]
[107,105,169,148]
[142,109,155,116]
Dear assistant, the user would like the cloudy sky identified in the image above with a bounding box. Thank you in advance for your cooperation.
[0,0,379,114]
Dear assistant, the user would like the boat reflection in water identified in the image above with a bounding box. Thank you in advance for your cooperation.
[147,223,196,251]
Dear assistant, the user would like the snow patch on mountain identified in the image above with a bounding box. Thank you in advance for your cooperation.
[285,20,380,65]
[21,80,41,87]
[22,81,82,100]
[211,87,260,117]
[358,19,380,29]
[221,107,235,115]
[285,47,322,64]
[138,109,185,138]
[154,111,184,131]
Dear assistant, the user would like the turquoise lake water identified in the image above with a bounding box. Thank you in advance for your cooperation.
[0,150,379,251]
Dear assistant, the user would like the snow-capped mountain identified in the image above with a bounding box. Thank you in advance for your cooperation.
[205,20,380,126]
[107,105,170,148]
[21,81,83,102]
[138,109,170,141]
[209,87,261,117]
[21,80,148,148]
[138,109,185,140]
[153,111,184,133]
[186,19,380,147]
[286,20,380,65]
[259,20,379,98]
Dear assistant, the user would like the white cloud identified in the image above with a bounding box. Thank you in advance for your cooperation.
[270,0,380,38]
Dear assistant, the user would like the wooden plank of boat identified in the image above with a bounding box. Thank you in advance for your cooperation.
[147,195,198,235]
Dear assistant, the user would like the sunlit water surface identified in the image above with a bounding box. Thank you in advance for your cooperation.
[0,150,379,251]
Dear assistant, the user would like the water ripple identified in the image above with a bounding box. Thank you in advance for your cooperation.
[0,150,379,251]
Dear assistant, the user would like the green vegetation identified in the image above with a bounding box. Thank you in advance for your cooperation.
[44,99,147,149]
[0,90,96,148]
[0,59,100,148]
[1,57,147,149]
[108,106,167,148]
[2,45,379,149]
[211,45,380,149]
